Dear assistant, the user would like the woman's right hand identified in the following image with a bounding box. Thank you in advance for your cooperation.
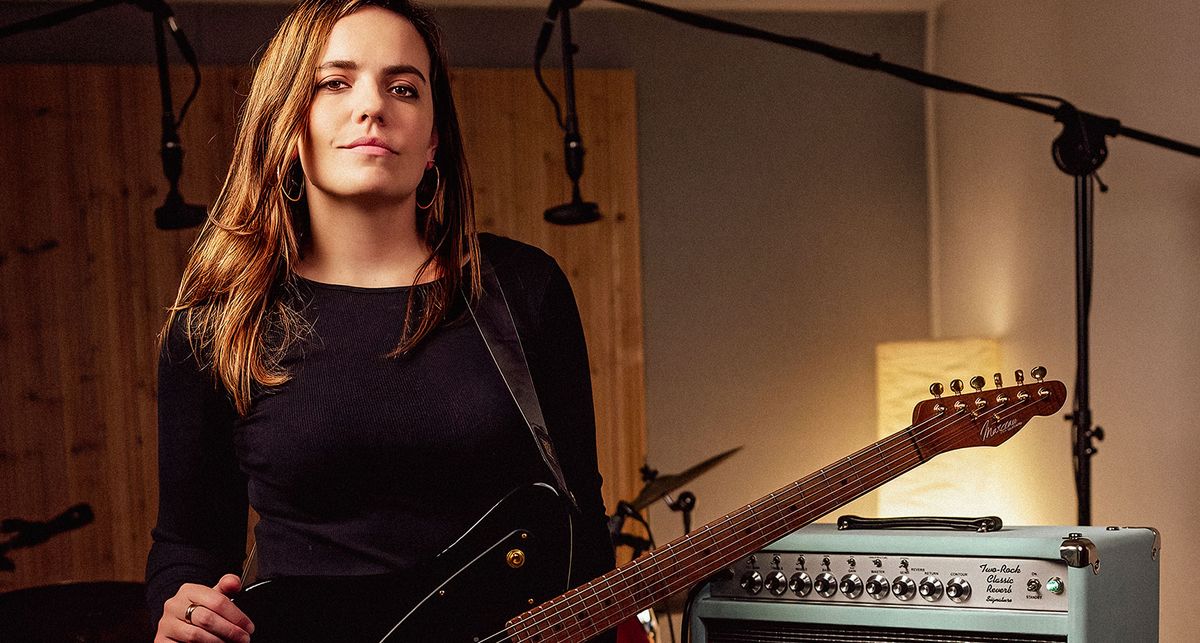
[156,574,255,643]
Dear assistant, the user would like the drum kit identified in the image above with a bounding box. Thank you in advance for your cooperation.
[0,449,739,643]
[609,447,742,643]
[0,503,156,642]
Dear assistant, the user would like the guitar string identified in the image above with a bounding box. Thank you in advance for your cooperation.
[493,391,1048,642]
[488,388,1054,643]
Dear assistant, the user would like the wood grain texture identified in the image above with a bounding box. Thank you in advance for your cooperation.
[0,65,644,591]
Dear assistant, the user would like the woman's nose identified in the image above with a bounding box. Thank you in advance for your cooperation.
[355,88,386,125]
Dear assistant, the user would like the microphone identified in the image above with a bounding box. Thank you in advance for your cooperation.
[155,186,208,230]
[545,180,601,225]
[145,0,208,230]
[537,0,601,225]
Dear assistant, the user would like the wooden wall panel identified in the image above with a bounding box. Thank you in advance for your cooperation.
[453,69,646,517]
[0,65,644,592]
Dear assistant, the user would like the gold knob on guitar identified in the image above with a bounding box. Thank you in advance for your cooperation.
[506,549,526,569]
[993,373,1003,388]
[1015,369,1025,385]
[929,383,944,398]
[970,376,986,392]
[1032,366,1047,382]
[950,379,964,395]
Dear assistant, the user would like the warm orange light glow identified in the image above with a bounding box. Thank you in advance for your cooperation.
[874,338,1051,521]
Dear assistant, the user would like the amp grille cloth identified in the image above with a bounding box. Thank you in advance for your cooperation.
[703,618,1067,642]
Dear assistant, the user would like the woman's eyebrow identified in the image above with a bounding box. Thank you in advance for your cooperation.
[317,60,428,84]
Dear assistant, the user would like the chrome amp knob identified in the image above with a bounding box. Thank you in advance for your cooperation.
[946,577,972,603]
[814,572,838,598]
[789,572,813,597]
[891,575,916,601]
[764,570,788,596]
[839,573,863,599]
[918,576,944,602]
[865,574,890,599]
[740,571,763,595]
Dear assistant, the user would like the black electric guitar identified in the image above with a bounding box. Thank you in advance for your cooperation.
[235,372,1066,642]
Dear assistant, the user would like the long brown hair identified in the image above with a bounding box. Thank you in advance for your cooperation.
[166,0,479,414]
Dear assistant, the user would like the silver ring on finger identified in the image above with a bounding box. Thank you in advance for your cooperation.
[184,603,199,625]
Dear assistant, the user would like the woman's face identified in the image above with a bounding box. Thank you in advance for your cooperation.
[298,7,437,206]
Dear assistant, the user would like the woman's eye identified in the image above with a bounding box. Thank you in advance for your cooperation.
[318,79,347,91]
[390,85,418,98]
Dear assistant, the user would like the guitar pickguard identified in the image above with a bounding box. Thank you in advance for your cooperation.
[236,483,574,642]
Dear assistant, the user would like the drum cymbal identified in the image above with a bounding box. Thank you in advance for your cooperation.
[630,446,742,511]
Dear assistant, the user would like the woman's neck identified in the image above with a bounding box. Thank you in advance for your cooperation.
[297,192,437,288]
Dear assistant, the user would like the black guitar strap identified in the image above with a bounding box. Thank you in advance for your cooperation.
[466,253,581,514]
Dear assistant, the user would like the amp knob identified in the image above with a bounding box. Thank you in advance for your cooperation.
[946,577,971,602]
[865,574,890,599]
[740,571,763,595]
[891,575,916,600]
[789,572,813,597]
[839,573,864,599]
[918,576,944,602]
[764,570,789,596]
[813,572,838,597]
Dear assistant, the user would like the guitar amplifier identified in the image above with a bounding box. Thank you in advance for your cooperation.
[688,524,1159,642]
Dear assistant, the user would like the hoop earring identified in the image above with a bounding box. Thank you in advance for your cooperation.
[279,165,304,203]
[416,164,441,210]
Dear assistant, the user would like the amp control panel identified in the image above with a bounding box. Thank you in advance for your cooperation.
[710,552,1069,611]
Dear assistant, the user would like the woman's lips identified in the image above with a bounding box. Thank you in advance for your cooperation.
[343,137,397,155]
[345,145,393,156]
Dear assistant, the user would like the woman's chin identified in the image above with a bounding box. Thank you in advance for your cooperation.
[311,185,415,206]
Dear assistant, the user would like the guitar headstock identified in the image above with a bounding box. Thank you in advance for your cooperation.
[911,366,1067,456]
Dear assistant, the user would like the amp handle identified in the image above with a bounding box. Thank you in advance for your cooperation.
[837,515,1003,533]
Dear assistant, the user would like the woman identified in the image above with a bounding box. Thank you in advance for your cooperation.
[146,1,615,640]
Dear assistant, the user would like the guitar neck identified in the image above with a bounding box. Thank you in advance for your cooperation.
[506,423,933,642]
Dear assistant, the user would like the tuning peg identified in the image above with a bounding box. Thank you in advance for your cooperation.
[1031,366,1047,383]
[970,375,986,392]
[950,379,964,395]
[1014,369,1025,385]
[929,382,944,398]
[993,373,1003,388]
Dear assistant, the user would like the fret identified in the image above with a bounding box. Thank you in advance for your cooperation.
[873,441,889,471]
[758,490,785,542]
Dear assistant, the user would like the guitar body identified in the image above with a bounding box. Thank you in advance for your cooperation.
[235,483,573,643]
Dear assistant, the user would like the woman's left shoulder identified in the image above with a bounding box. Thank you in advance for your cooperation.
[478,232,561,278]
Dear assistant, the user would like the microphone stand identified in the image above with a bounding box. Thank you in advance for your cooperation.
[567,0,1200,525]
[0,0,207,230]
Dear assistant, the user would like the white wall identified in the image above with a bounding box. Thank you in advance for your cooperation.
[931,2,1200,640]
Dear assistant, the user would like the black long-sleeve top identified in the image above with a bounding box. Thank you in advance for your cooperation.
[146,234,615,631]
